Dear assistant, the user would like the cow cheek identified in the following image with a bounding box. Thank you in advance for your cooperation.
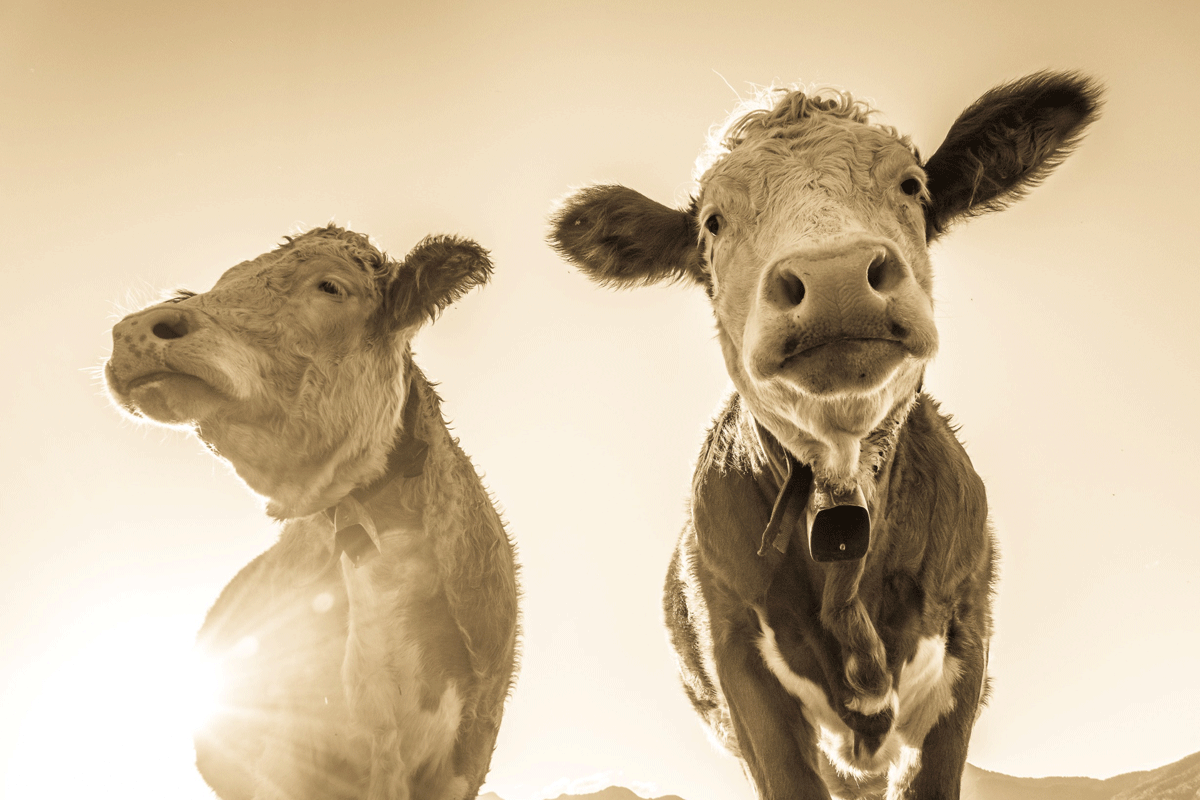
[715,320,751,399]
[711,250,761,365]
[303,345,407,457]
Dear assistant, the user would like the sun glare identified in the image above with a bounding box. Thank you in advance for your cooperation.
[182,648,227,733]
[4,613,218,800]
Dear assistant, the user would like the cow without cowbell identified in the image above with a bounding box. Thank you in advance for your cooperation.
[106,225,520,800]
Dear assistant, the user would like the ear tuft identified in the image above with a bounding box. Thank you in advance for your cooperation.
[548,184,707,289]
[923,71,1103,239]
[389,235,493,328]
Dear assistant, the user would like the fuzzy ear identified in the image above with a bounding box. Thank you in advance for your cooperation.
[548,184,707,288]
[387,235,493,329]
[923,71,1103,239]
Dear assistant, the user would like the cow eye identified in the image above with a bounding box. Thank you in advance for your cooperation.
[317,280,344,296]
[900,178,923,197]
[704,214,723,235]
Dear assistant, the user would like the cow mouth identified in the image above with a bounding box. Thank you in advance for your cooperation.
[775,337,909,395]
[106,363,228,424]
[782,337,906,367]
[109,365,215,395]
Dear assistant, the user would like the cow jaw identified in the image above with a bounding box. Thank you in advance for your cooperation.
[736,305,931,485]
[713,247,933,486]
[731,337,924,486]
[194,344,412,519]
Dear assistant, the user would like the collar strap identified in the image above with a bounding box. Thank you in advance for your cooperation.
[317,379,429,572]
[757,449,871,563]
[758,452,812,556]
[753,392,919,562]
[755,423,813,557]
[753,424,871,563]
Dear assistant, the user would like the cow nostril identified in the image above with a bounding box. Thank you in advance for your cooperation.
[867,253,888,291]
[152,318,189,340]
[780,272,806,307]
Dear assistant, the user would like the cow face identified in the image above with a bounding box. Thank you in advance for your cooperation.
[551,72,1100,482]
[105,226,491,516]
[695,105,939,479]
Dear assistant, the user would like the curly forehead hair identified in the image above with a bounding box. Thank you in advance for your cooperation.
[280,224,393,274]
[694,86,914,182]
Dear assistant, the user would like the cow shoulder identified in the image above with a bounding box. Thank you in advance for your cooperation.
[885,396,993,617]
[690,393,782,605]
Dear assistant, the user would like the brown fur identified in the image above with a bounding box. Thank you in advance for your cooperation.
[105,226,519,800]
[549,72,1100,798]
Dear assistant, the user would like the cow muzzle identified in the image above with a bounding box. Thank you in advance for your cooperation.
[751,239,935,394]
[106,304,226,424]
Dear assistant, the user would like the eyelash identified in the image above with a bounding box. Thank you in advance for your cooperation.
[317,281,343,296]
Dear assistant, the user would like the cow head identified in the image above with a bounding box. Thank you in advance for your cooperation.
[105,225,491,517]
[551,72,1100,487]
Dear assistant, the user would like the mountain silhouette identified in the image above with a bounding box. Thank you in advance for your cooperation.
[481,751,1200,800]
[962,751,1200,800]
[480,788,684,800]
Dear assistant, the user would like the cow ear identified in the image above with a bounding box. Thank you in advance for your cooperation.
[923,71,1103,240]
[388,235,493,329]
[549,184,708,289]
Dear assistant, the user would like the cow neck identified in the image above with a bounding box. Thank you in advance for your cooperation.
[753,398,912,561]
[314,378,430,574]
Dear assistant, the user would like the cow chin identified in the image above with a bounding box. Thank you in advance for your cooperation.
[740,347,925,482]
[115,372,227,427]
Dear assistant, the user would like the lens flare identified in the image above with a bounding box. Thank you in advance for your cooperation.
[181,649,226,732]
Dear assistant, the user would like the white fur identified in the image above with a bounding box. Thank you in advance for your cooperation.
[755,610,959,779]
[675,540,737,753]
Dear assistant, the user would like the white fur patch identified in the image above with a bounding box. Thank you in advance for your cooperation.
[676,540,738,754]
[846,688,897,717]
[205,342,263,400]
[755,611,960,778]
[755,610,900,776]
[895,635,961,743]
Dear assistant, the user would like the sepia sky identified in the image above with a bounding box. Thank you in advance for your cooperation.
[2,1,1198,799]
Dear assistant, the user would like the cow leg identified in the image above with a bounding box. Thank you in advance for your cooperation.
[900,625,987,800]
[713,611,831,800]
[447,703,502,800]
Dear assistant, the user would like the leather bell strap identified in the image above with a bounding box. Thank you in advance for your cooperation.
[329,495,382,569]
[758,457,871,563]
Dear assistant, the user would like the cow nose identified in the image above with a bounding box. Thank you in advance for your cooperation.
[865,249,904,294]
[144,307,192,340]
[766,243,908,315]
[112,305,194,347]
